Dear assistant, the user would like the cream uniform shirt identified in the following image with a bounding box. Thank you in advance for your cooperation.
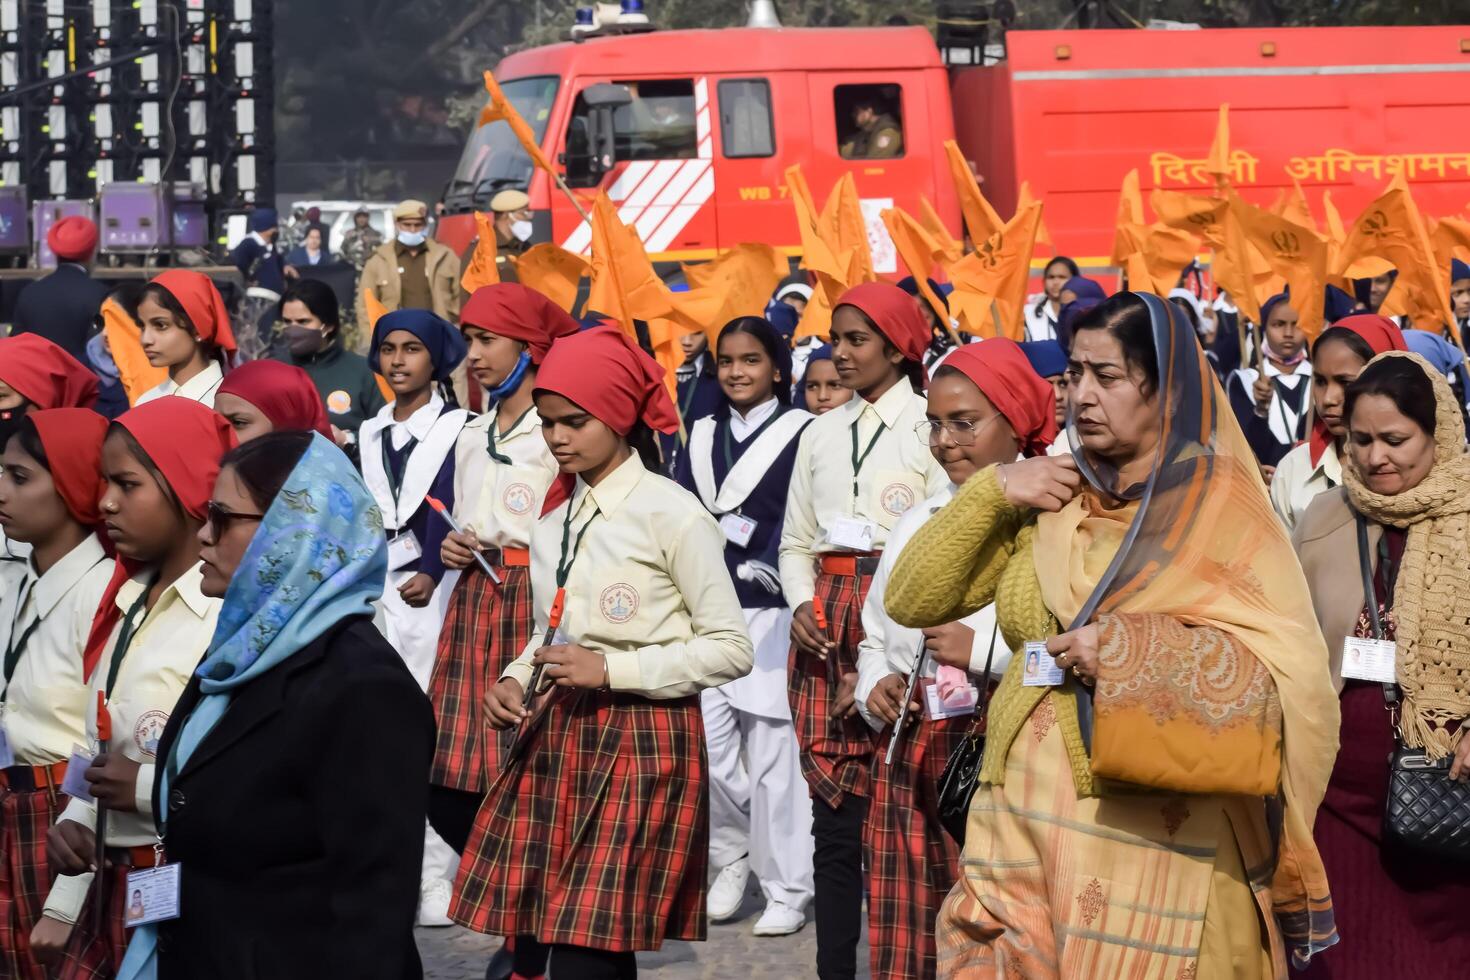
[451,404,559,549]
[44,563,221,924]
[0,536,113,764]
[855,484,1013,730]
[778,381,947,607]
[134,361,224,407]
[1270,439,1342,533]
[501,454,753,699]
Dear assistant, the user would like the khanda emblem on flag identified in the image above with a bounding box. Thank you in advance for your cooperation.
[1359,210,1391,239]
[976,232,1005,269]
[1270,228,1303,258]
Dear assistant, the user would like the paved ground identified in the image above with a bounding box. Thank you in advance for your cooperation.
[417,877,870,978]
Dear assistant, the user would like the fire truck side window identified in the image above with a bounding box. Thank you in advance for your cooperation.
[717,79,775,158]
[835,83,904,160]
[564,79,698,187]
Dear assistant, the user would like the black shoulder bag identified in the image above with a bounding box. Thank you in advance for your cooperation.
[1357,515,1470,862]
[935,618,1000,846]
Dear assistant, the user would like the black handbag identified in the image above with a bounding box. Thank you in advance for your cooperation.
[935,620,999,845]
[1355,516,1470,862]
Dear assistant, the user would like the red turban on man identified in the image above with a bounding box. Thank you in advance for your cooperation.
[47,216,98,262]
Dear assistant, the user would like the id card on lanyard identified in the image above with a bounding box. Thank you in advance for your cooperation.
[828,416,884,550]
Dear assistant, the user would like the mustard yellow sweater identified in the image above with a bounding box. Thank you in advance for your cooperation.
[884,465,1095,793]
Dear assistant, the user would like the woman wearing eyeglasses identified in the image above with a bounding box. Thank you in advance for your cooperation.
[41,397,234,977]
[853,338,1056,980]
[778,282,948,979]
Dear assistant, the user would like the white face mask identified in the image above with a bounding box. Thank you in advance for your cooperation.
[510,219,533,242]
[397,229,427,248]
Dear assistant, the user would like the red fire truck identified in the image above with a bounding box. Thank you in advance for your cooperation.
[437,20,1470,273]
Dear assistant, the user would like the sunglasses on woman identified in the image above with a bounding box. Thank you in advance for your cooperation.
[206,500,265,539]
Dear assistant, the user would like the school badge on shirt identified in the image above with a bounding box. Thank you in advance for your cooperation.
[880,482,916,518]
[599,583,639,624]
[503,482,534,516]
[134,710,169,757]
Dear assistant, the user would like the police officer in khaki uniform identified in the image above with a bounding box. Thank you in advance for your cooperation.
[356,200,462,327]
[341,208,385,270]
[488,189,534,283]
[839,98,903,160]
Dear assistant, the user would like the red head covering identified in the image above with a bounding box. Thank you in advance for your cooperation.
[536,324,679,437]
[534,324,679,516]
[47,216,98,262]
[940,339,1059,457]
[460,283,580,364]
[80,397,237,680]
[25,408,109,526]
[217,360,332,439]
[1307,314,1407,466]
[148,269,237,357]
[0,334,99,409]
[834,282,930,366]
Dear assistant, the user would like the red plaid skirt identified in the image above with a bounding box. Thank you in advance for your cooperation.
[58,864,129,980]
[1,784,66,980]
[788,570,877,809]
[865,709,971,980]
[428,562,534,792]
[451,690,708,952]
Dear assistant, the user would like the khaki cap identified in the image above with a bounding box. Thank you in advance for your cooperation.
[490,189,531,213]
[393,199,429,220]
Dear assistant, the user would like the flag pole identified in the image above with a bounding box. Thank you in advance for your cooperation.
[551,169,591,224]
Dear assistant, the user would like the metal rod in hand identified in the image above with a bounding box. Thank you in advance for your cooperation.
[885,642,930,765]
[426,496,501,584]
[94,692,110,924]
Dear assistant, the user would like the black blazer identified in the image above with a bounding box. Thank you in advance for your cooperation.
[10,265,109,364]
[150,616,434,980]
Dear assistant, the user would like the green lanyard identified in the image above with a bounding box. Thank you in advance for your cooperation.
[722,406,783,471]
[487,406,532,466]
[557,496,600,589]
[849,413,886,501]
[1,580,38,704]
[103,578,156,702]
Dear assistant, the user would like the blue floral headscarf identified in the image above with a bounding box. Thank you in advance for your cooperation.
[118,432,386,980]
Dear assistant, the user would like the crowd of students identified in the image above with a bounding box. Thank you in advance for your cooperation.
[0,236,1468,980]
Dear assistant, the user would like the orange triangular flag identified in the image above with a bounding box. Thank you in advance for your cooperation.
[946,200,1044,340]
[881,207,955,341]
[478,71,555,174]
[944,140,1003,248]
[918,196,963,265]
[1213,196,1265,327]
[1110,169,1147,269]
[363,285,389,327]
[1204,104,1231,186]
[1231,186,1330,340]
[786,166,876,339]
[669,243,789,348]
[460,212,501,294]
[1430,215,1470,265]
[514,243,589,313]
[1017,181,1051,248]
[1334,174,1457,332]
[1151,189,1228,248]
[823,172,876,288]
[1273,178,1316,232]
[785,165,846,282]
[101,297,167,404]
[586,192,672,334]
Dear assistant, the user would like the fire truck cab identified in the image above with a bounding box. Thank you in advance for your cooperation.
[436,26,960,273]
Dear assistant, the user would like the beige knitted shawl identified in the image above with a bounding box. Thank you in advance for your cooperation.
[1342,351,1470,760]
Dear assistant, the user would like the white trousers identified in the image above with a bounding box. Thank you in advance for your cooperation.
[703,683,815,910]
[375,569,459,885]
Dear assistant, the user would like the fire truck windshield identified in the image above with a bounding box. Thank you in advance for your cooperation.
[446,75,559,213]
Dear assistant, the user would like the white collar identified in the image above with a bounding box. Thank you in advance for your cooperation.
[248,230,269,247]
[389,391,445,442]
[1262,357,1312,382]
[28,535,107,618]
[729,398,779,440]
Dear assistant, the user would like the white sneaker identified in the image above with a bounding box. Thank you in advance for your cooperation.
[417,877,454,927]
[706,855,750,922]
[752,901,806,936]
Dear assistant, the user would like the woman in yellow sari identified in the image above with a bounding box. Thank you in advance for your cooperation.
[886,293,1340,979]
